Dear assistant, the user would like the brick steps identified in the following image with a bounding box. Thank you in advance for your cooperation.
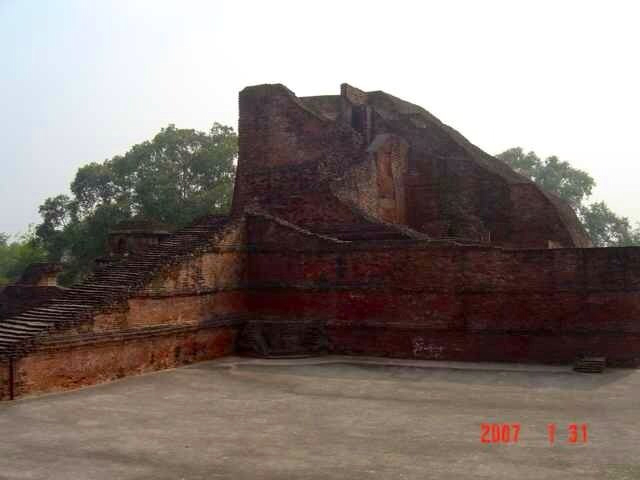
[0,322,43,333]
[0,329,32,339]
[0,215,230,357]
[1,319,50,329]
[238,319,328,357]
[574,357,606,373]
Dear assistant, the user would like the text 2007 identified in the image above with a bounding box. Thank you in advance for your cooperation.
[480,423,521,443]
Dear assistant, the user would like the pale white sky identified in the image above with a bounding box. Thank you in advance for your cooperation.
[1,0,639,236]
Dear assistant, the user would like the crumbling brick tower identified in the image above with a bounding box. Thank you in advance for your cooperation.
[1,83,639,401]
[234,83,591,249]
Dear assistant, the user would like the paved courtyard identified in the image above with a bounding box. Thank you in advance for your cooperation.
[0,356,639,480]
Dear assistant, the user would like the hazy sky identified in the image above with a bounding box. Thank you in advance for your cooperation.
[1,0,639,236]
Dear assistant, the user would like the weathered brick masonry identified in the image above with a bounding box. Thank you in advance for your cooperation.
[246,219,640,365]
[0,217,248,399]
[1,82,639,399]
[237,83,638,364]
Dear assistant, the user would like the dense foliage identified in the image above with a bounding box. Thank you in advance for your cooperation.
[34,123,237,285]
[497,147,640,246]
[0,230,47,286]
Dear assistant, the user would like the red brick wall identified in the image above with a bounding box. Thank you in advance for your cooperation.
[507,183,577,248]
[406,157,510,242]
[89,291,246,333]
[233,84,365,224]
[247,240,640,365]
[403,152,584,247]
[13,326,237,398]
[299,95,345,121]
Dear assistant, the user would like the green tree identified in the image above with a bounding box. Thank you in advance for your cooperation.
[0,229,48,286]
[36,123,237,284]
[496,147,595,209]
[496,147,640,247]
[579,202,640,247]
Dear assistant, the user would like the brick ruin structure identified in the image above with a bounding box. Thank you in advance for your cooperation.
[1,83,639,400]
[0,263,64,321]
[94,219,172,270]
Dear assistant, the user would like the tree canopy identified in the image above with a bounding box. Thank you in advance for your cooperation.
[497,147,639,247]
[35,123,237,284]
[0,230,48,286]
